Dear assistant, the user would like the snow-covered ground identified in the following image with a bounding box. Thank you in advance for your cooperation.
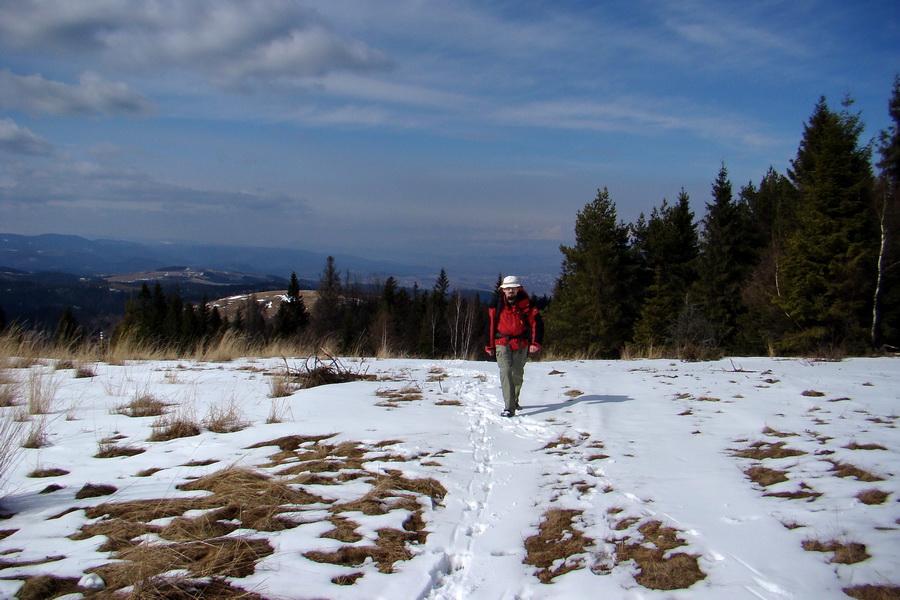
[0,356,897,599]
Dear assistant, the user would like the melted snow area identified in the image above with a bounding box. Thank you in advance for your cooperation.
[0,357,897,599]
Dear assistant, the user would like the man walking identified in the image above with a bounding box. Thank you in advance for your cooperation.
[484,276,543,417]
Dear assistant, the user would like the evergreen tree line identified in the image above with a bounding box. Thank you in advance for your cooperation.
[545,81,900,358]
[109,259,545,359]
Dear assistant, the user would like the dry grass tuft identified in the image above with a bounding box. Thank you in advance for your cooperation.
[745,465,789,487]
[844,441,888,451]
[204,398,250,433]
[802,390,826,397]
[733,441,807,460]
[0,372,22,407]
[28,467,69,478]
[764,482,822,502]
[21,418,50,449]
[115,394,168,418]
[763,426,799,438]
[614,520,706,590]
[524,508,594,583]
[26,369,59,415]
[828,460,884,482]
[802,539,870,564]
[332,572,365,586]
[148,413,201,442]
[95,441,146,458]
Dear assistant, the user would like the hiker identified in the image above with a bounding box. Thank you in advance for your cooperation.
[484,275,543,417]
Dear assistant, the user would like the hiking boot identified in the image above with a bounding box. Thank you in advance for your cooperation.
[501,409,515,417]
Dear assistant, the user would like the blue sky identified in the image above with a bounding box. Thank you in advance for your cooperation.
[1,0,898,281]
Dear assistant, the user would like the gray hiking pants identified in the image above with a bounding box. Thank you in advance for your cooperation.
[496,344,528,412]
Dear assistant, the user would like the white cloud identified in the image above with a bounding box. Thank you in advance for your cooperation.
[0,118,52,155]
[0,0,392,88]
[0,69,154,117]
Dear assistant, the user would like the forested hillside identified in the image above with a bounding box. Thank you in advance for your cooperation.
[546,85,900,358]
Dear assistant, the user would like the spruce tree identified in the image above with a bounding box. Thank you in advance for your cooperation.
[274,272,309,339]
[545,187,640,357]
[633,189,699,350]
[779,96,877,352]
[692,164,759,350]
[312,256,343,340]
[53,306,82,348]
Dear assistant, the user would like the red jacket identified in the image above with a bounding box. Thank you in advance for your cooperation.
[485,290,544,353]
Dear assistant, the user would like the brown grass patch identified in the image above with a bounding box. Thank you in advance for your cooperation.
[745,465,789,487]
[95,442,146,458]
[322,516,364,543]
[614,520,705,590]
[524,509,594,583]
[828,460,884,482]
[857,489,891,505]
[763,426,799,438]
[564,389,583,398]
[75,483,117,499]
[303,527,416,574]
[376,384,423,402]
[802,390,826,397]
[733,441,807,460]
[844,585,900,599]
[764,482,822,502]
[91,535,274,586]
[10,575,80,600]
[802,539,870,564]
[27,467,69,477]
[844,442,888,451]
[333,572,365,586]
[524,509,593,583]
[435,399,463,406]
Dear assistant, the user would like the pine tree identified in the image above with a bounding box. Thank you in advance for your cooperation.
[740,167,800,351]
[420,268,451,357]
[778,96,877,352]
[632,189,699,350]
[312,256,343,340]
[53,306,82,348]
[692,164,759,350]
[545,187,640,357]
[274,272,309,339]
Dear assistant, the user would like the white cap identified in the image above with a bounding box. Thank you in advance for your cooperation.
[500,275,521,289]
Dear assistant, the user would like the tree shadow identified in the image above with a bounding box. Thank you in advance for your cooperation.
[520,394,631,417]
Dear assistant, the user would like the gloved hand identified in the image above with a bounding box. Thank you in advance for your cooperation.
[529,343,541,354]
[485,346,495,356]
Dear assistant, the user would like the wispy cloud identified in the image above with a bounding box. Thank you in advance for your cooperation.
[496,98,782,149]
[0,69,154,117]
[0,118,52,155]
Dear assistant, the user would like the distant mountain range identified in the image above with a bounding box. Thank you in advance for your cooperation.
[1,233,539,331]
[0,233,557,294]
[0,233,435,283]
